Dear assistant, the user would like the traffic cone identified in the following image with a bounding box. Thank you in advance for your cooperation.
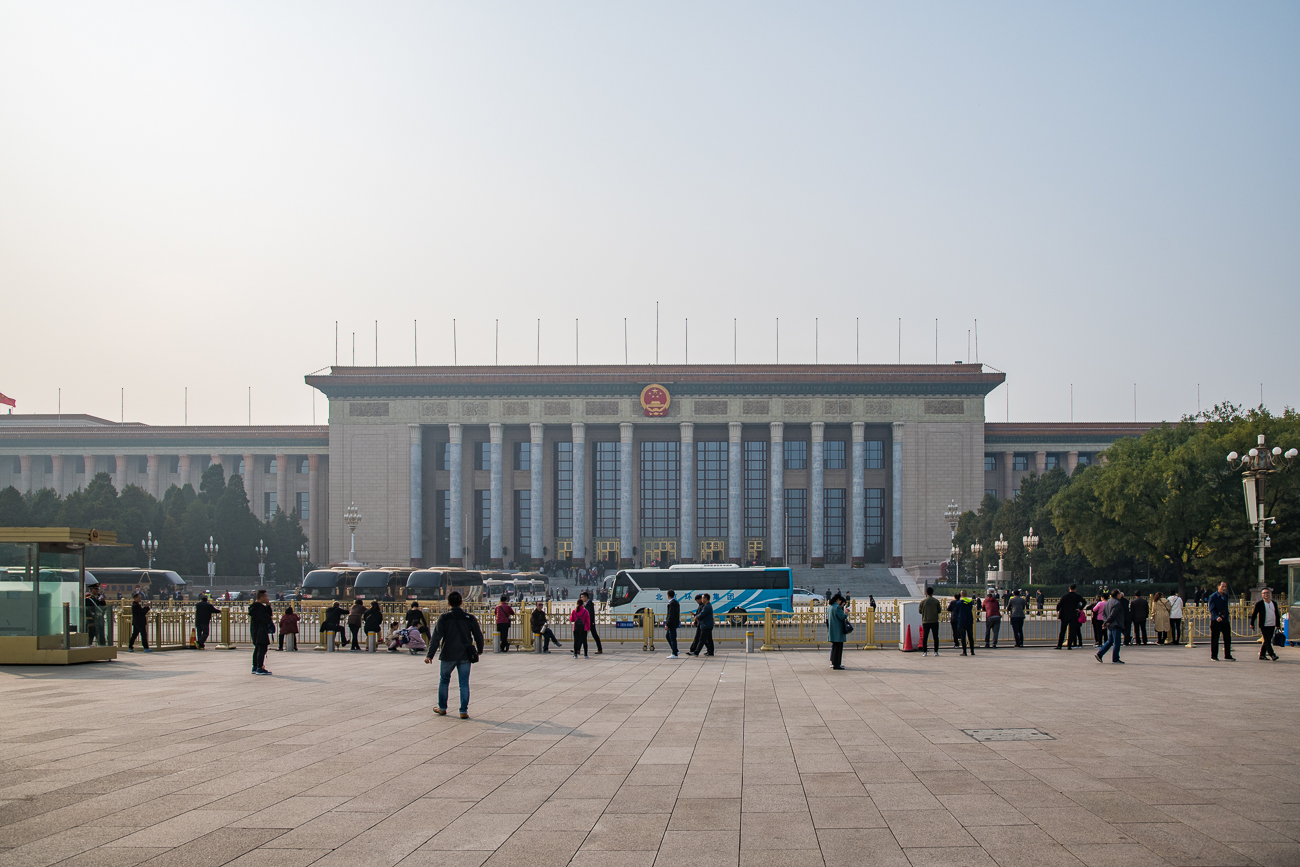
[189,628,198,649]
[903,624,914,652]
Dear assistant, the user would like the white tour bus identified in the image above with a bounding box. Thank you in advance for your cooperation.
[610,564,794,618]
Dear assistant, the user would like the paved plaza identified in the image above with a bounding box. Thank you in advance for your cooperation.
[1,640,1297,867]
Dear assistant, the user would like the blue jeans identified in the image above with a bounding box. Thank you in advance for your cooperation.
[1098,626,1123,662]
[439,659,471,712]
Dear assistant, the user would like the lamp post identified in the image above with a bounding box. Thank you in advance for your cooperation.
[1022,526,1040,588]
[141,530,158,569]
[296,544,309,581]
[993,533,1009,589]
[255,539,268,586]
[1227,435,1297,598]
[950,544,961,586]
[970,541,983,587]
[344,502,362,565]
[204,535,218,584]
[944,500,961,585]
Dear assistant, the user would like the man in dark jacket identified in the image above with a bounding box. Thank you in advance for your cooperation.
[687,594,715,657]
[363,601,384,649]
[1208,581,1235,661]
[950,593,975,656]
[1249,587,1282,661]
[530,601,561,652]
[1055,584,1085,649]
[84,585,106,646]
[321,602,344,648]
[584,594,603,654]
[918,586,942,656]
[194,595,220,649]
[248,589,274,675]
[665,590,681,658]
[1129,592,1150,645]
[129,592,151,652]
[424,591,485,719]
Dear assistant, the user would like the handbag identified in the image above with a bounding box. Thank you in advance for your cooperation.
[844,620,854,634]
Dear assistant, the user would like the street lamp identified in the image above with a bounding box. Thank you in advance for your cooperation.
[344,502,362,564]
[1227,434,1297,596]
[950,544,961,586]
[255,539,268,586]
[296,544,309,581]
[944,500,961,584]
[204,535,219,583]
[1022,526,1040,587]
[141,530,158,569]
[970,541,983,585]
[993,533,1009,588]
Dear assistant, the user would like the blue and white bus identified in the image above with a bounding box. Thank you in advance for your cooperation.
[610,565,794,619]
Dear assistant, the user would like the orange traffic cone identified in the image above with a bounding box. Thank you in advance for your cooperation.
[189,628,198,649]
[903,624,915,652]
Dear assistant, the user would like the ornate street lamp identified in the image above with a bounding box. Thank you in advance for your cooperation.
[949,544,961,585]
[1227,435,1297,595]
[993,533,1009,588]
[141,530,158,569]
[296,544,309,581]
[944,500,961,584]
[969,541,983,585]
[1022,526,1040,587]
[344,502,362,564]
[204,535,219,582]
[255,539,268,586]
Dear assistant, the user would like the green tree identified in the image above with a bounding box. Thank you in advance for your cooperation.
[0,486,30,526]
[198,463,226,505]
[24,488,62,525]
[214,474,259,575]
[262,507,308,584]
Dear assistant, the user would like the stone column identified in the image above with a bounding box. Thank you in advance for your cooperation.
[82,454,95,490]
[18,455,31,493]
[178,455,192,490]
[146,454,160,499]
[571,423,586,565]
[679,423,695,563]
[727,422,743,563]
[409,426,422,567]
[851,422,866,567]
[1002,451,1014,500]
[769,423,784,565]
[891,422,904,567]
[448,424,463,566]
[113,454,126,492]
[51,455,64,497]
[1067,450,1079,475]
[489,423,504,567]
[810,422,825,567]
[276,453,289,520]
[530,423,544,566]
[307,454,320,562]
[1035,450,1047,475]
[242,453,256,515]
[619,423,634,567]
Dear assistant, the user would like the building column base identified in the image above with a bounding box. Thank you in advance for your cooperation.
[678,557,694,564]
[729,557,743,565]
[851,557,864,568]
[891,556,903,567]
[620,557,633,568]
[811,557,824,569]
[410,557,423,568]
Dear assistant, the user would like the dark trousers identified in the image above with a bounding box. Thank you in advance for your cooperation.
[921,622,940,653]
[1091,620,1104,645]
[349,625,360,649]
[129,625,149,650]
[1211,621,1232,659]
[588,623,602,653]
[196,623,210,648]
[538,627,560,650]
[984,616,1001,647]
[665,626,678,656]
[278,631,297,650]
[497,624,511,652]
[957,624,974,653]
[1260,626,1279,658]
[252,639,268,671]
[1010,617,1025,647]
[573,628,588,657]
[1057,620,1081,649]
[830,642,844,668]
[691,627,714,655]
[1134,621,1148,644]
[951,622,961,647]
[1170,618,1182,644]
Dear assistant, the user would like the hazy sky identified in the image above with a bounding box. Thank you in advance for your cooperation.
[2,2,1296,427]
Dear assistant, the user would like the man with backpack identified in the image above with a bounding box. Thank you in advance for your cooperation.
[424,591,485,719]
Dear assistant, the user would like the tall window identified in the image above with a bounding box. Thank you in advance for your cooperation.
[1077,454,1091,467]
[435,443,451,471]
[696,441,727,538]
[865,440,885,469]
[824,441,846,470]
[514,442,530,471]
[640,441,679,538]
[865,488,885,562]
[436,490,450,564]
[1013,454,1029,471]
[785,489,807,565]
[515,490,531,558]
[298,457,310,474]
[555,442,573,542]
[139,456,150,473]
[984,455,997,472]
[594,441,620,538]
[263,492,277,519]
[168,456,180,473]
[784,440,807,470]
[1045,455,1060,470]
[267,457,277,474]
[296,492,309,521]
[744,441,767,538]
[824,488,846,564]
[474,490,490,564]
[474,442,491,471]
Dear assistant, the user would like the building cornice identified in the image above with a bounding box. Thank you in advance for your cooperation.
[0,425,328,451]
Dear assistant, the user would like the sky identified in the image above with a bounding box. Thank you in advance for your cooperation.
[1,1,1296,427]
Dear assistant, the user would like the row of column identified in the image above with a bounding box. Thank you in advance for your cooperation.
[409,420,902,569]
[999,449,1082,499]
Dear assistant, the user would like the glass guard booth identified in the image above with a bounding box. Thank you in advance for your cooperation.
[0,528,121,664]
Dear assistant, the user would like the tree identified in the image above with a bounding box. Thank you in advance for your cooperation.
[263,507,308,583]
[214,474,259,575]
[0,486,29,526]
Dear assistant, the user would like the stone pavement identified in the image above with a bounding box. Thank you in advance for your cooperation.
[0,639,1297,867]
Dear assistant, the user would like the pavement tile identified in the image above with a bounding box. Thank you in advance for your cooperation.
[583,812,671,851]
[901,847,998,867]
[817,828,909,867]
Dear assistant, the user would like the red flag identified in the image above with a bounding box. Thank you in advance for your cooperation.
[0,393,14,408]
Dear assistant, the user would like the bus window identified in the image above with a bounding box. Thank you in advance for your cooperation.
[612,573,637,607]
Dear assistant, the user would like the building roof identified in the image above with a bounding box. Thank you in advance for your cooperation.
[0,424,327,452]
[983,422,1160,446]
[0,414,124,427]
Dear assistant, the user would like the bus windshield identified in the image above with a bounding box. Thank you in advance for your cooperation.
[612,573,636,607]
[303,570,341,589]
[407,571,444,588]
[354,571,390,589]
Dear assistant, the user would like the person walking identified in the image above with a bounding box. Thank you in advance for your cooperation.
[827,593,849,670]
[1007,589,1027,647]
[982,589,1002,648]
[1130,592,1150,645]
[919,586,942,656]
[688,594,715,656]
[1035,589,1044,614]
[85,584,107,646]
[1055,584,1084,649]
[1168,591,1184,645]
[249,589,274,675]
[1208,581,1235,661]
[1249,587,1282,661]
[424,590,484,719]
[363,600,384,650]
[569,596,591,658]
[664,590,680,658]
[951,592,976,656]
[1152,592,1171,645]
[494,595,515,652]
[194,594,219,649]
[531,600,561,652]
[277,604,299,651]
[347,599,364,651]
[1094,590,1125,664]
[584,593,603,654]
[947,593,963,648]
[128,592,152,652]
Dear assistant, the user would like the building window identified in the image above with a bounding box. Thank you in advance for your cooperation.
[865,440,884,469]
[696,441,727,539]
[474,442,491,471]
[743,441,767,540]
[237,458,246,475]
[43,456,54,474]
[75,456,86,474]
[1045,455,1059,470]
[594,441,620,539]
[168,456,180,474]
[139,456,149,474]
[298,457,310,474]
[984,455,997,472]
[436,490,451,564]
[1077,454,1091,467]
[824,488,846,564]
[264,492,277,519]
[296,491,309,521]
[555,442,572,544]
[267,457,277,474]
[515,490,531,558]
[514,442,530,471]
[639,440,679,539]
[785,489,807,565]
[106,456,117,474]
[985,489,999,499]
[474,490,490,565]
[824,441,846,470]
[12,457,20,474]
[865,488,885,562]
[784,440,807,470]
[432,443,448,471]
[1013,455,1029,471]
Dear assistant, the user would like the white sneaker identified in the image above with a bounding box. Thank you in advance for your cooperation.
[922,651,928,656]
[667,654,679,659]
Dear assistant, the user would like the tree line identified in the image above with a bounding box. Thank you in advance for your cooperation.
[955,405,1298,598]
[0,465,309,580]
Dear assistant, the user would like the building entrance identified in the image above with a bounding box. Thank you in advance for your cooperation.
[642,539,676,567]
[698,539,725,563]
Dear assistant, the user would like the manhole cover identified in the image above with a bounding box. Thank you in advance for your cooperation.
[963,728,1054,742]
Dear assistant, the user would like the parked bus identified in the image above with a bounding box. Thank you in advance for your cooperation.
[483,574,548,603]
[403,569,484,603]
[299,567,360,601]
[610,565,794,618]
[353,567,413,600]
[86,568,186,601]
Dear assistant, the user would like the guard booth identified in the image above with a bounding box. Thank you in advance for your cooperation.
[1283,558,1300,646]
[0,528,121,664]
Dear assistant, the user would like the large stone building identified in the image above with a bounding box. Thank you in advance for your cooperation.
[0,364,1153,572]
